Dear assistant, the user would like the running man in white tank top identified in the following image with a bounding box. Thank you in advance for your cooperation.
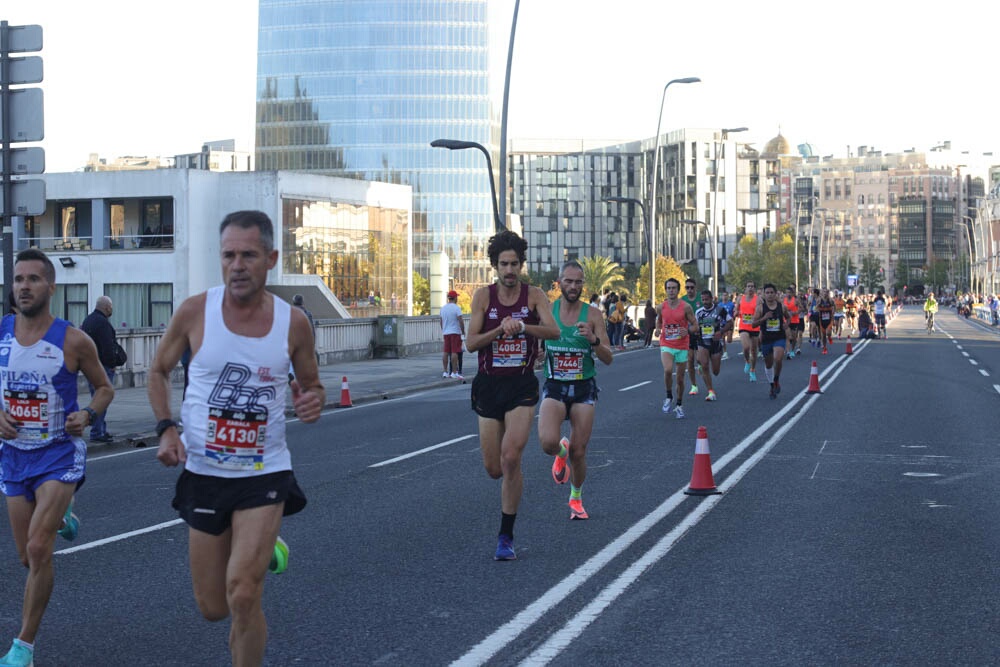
[148,211,325,667]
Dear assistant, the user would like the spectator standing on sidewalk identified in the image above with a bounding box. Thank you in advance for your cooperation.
[643,299,657,347]
[80,295,118,443]
[292,294,318,365]
[0,249,114,667]
[440,289,466,379]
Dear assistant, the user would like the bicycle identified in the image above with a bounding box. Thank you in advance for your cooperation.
[925,311,935,334]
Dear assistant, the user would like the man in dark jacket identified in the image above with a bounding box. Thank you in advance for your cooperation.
[80,296,118,442]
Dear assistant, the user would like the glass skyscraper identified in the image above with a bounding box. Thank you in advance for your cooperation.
[256,0,498,293]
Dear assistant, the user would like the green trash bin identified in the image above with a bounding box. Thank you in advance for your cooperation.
[375,315,406,358]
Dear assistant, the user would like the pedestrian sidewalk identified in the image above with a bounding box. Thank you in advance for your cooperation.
[91,341,647,448]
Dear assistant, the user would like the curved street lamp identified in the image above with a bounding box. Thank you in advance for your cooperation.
[430,139,504,233]
[648,76,701,302]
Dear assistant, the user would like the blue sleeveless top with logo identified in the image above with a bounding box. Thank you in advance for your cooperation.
[0,315,82,451]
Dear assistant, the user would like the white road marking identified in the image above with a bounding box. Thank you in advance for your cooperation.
[56,519,184,555]
[969,359,979,366]
[369,434,477,468]
[994,384,1000,395]
[980,369,989,377]
[961,351,969,357]
[618,381,652,391]
[517,357,860,666]
[454,343,863,666]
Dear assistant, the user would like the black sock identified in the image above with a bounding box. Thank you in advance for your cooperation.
[676,397,683,406]
[500,512,516,538]
[666,391,673,400]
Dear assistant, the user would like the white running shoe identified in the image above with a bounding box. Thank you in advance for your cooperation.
[662,398,674,414]
[674,405,685,419]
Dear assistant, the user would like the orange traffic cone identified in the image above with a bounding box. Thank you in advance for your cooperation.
[339,376,353,407]
[845,340,853,355]
[805,361,822,394]
[684,426,721,496]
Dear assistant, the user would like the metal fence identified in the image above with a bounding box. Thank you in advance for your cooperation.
[113,315,466,388]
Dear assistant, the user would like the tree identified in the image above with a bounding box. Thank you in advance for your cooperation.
[858,253,883,293]
[925,259,950,294]
[834,252,857,292]
[638,255,689,303]
[579,256,625,299]
[759,224,799,290]
[725,235,765,290]
[412,271,429,315]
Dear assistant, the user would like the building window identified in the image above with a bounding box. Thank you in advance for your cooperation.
[105,283,173,328]
[139,198,174,247]
[52,284,88,326]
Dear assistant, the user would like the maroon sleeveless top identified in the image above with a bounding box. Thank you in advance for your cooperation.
[477,282,540,376]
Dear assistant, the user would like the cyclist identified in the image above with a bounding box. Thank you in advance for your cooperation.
[924,292,938,333]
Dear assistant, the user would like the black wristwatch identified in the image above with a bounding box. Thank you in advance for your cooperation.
[155,419,178,437]
[590,337,601,346]
[82,407,98,425]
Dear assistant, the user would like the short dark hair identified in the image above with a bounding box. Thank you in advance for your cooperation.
[487,229,527,267]
[292,294,304,306]
[220,210,274,251]
[560,260,583,276]
[701,289,713,298]
[15,248,55,284]
[762,283,777,292]
[664,277,681,289]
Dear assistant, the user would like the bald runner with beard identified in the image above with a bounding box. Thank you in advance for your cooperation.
[537,261,613,521]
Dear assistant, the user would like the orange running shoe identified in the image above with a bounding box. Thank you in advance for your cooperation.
[551,437,570,484]
[568,498,589,520]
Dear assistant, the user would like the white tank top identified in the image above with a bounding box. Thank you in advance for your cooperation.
[181,286,292,477]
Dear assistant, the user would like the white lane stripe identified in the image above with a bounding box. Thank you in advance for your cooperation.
[970,359,979,366]
[89,447,158,462]
[980,369,990,377]
[519,342,861,665]
[619,381,652,392]
[994,385,1000,395]
[369,434,476,468]
[454,342,863,666]
[56,519,184,555]
[961,351,970,357]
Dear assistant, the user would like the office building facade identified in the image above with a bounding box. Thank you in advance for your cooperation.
[256,0,498,292]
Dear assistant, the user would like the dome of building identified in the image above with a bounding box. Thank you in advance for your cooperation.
[763,132,791,155]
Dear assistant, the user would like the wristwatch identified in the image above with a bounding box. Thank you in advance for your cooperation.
[155,419,178,437]
[82,407,98,425]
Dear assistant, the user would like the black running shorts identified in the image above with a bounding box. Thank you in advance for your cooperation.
[471,373,539,421]
[172,469,307,536]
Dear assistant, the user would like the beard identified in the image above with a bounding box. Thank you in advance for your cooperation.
[560,289,580,303]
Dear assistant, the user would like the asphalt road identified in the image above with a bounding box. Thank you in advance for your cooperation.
[2,306,999,666]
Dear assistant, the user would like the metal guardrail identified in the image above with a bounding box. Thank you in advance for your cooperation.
[114,315,467,388]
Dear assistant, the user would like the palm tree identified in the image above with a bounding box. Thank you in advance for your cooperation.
[579,255,625,298]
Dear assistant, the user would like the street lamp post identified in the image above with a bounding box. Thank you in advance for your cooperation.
[959,217,974,293]
[604,196,649,298]
[648,77,701,302]
[681,219,716,295]
[430,139,504,233]
[711,127,747,295]
[497,0,520,229]
[809,207,827,288]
